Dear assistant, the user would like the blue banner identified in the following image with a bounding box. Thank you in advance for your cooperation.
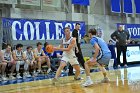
[111,0,121,13]
[117,23,140,38]
[71,0,90,6]
[134,0,140,13]
[2,18,86,40]
[123,0,133,13]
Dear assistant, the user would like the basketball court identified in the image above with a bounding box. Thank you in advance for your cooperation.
[0,66,140,93]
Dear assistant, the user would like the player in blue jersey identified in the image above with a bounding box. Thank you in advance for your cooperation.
[82,28,111,87]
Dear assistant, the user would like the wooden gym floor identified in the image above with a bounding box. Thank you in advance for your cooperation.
[0,66,140,93]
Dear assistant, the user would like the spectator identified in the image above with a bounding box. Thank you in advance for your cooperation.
[111,25,130,68]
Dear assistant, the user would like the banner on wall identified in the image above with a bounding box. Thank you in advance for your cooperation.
[117,23,140,38]
[72,0,90,6]
[2,18,85,40]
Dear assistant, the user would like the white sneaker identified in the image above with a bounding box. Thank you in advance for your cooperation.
[47,68,51,74]
[33,71,38,76]
[16,73,22,79]
[37,69,42,74]
[9,74,16,80]
[124,64,128,68]
[82,80,93,87]
[26,72,31,77]
[118,65,121,68]
[2,76,8,81]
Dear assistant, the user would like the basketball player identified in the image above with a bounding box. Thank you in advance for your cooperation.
[24,46,37,77]
[13,44,29,79]
[53,27,82,83]
[1,44,16,80]
[0,50,8,80]
[33,42,51,73]
[82,28,111,87]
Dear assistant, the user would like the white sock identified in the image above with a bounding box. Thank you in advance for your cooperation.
[86,76,91,81]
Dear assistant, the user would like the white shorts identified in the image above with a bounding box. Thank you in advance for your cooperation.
[61,56,79,66]
[16,61,25,65]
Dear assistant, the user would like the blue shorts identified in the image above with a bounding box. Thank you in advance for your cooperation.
[97,52,111,65]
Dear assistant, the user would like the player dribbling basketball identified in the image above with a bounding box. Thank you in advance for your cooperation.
[52,27,82,83]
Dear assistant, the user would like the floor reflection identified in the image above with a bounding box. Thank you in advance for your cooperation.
[0,67,140,93]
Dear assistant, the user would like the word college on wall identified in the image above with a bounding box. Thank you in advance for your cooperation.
[2,18,86,40]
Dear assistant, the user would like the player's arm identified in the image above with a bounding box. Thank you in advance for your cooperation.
[33,49,39,59]
[41,51,48,58]
[74,37,79,53]
[1,51,8,63]
[22,52,27,61]
[111,31,118,42]
[55,38,76,51]
[10,52,14,61]
[60,39,63,48]
[93,43,100,60]
[32,52,35,62]
[12,51,19,61]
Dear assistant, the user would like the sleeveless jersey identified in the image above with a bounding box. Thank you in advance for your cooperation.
[62,37,76,58]
[34,48,43,56]
[14,50,23,60]
[2,50,11,61]
[24,51,34,61]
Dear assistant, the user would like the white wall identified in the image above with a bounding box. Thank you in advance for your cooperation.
[10,8,140,43]
[10,8,66,20]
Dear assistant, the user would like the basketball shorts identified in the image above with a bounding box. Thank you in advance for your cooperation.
[98,52,111,65]
[61,56,79,66]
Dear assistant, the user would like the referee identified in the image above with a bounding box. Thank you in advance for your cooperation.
[68,23,85,75]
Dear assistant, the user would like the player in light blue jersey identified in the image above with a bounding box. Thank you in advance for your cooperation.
[82,28,111,87]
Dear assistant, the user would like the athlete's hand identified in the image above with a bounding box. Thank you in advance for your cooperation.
[90,58,97,63]
[53,47,60,51]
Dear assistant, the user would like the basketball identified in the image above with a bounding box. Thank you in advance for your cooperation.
[45,44,54,53]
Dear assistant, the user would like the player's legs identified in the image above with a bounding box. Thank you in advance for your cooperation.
[24,60,30,72]
[32,61,38,76]
[41,57,51,73]
[16,61,25,79]
[97,53,111,83]
[82,59,97,86]
[45,57,51,73]
[1,62,7,80]
[69,57,83,80]
[23,60,31,77]
[32,61,37,71]
[8,61,16,79]
[9,60,16,74]
[1,62,7,76]
[36,58,42,72]
[72,64,80,79]
[54,61,67,79]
